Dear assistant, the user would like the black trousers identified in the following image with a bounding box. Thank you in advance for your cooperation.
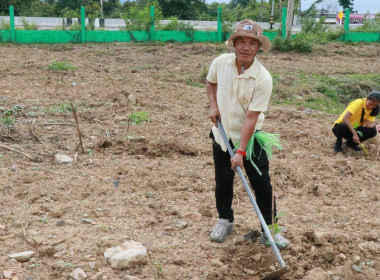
[211,132,276,228]
[332,123,377,144]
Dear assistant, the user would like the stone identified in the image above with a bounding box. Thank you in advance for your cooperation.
[55,154,74,164]
[252,253,262,262]
[313,231,331,245]
[123,276,141,280]
[69,268,87,280]
[28,191,42,203]
[90,272,103,280]
[52,262,66,271]
[321,249,335,263]
[175,221,187,229]
[88,261,99,270]
[209,259,224,267]
[39,246,55,257]
[304,268,328,280]
[8,251,35,262]
[242,268,255,275]
[49,206,65,218]
[104,240,148,269]
[2,271,14,278]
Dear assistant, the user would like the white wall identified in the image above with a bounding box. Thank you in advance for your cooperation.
[0,16,280,31]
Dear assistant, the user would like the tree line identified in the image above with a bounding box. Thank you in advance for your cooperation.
[0,0,354,21]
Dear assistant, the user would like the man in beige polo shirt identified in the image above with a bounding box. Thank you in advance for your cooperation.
[206,20,289,249]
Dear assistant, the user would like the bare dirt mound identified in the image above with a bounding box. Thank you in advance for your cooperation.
[0,42,379,280]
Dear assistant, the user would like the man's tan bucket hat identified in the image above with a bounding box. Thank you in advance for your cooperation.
[228,19,271,52]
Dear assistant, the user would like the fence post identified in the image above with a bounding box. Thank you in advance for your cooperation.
[217,6,222,42]
[344,8,350,32]
[150,6,155,41]
[81,6,85,43]
[9,6,15,42]
[282,7,287,39]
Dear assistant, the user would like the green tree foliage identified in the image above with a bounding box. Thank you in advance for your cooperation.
[122,0,163,31]
[30,1,56,17]
[229,0,251,8]
[158,0,207,20]
[103,0,122,18]
[0,0,36,15]
[338,0,354,10]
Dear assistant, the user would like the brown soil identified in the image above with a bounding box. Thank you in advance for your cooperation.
[0,42,379,280]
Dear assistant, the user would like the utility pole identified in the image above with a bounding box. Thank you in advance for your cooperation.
[270,0,274,29]
[100,0,104,18]
[285,0,295,38]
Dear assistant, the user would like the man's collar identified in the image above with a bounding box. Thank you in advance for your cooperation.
[233,56,259,78]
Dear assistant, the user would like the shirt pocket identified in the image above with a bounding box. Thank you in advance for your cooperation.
[238,89,254,109]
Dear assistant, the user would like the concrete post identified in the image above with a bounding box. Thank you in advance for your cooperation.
[9,6,15,42]
[282,7,287,39]
[150,6,155,41]
[285,0,294,38]
[81,6,85,43]
[217,6,222,42]
[344,8,350,32]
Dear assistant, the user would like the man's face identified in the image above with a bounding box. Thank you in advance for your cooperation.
[234,36,261,65]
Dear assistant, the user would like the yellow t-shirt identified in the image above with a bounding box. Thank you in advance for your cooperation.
[334,98,376,127]
[207,53,272,152]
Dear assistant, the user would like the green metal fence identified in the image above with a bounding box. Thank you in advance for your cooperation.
[0,6,378,44]
[0,5,281,44]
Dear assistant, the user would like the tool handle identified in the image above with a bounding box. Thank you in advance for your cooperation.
[216,118,286,268]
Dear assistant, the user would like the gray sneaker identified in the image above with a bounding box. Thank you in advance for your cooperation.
[260,232,290,250]
[210,219,233,243]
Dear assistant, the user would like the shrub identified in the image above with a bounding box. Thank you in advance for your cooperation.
[0,19,10,30]
[160,17,194,32]
[272,35,313,53]
[292,34,313,53]
[21,18,37,30]
[122,1,162,31]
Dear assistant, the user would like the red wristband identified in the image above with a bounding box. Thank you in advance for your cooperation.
[236,149,246,157]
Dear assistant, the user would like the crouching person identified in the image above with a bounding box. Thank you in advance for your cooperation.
[333,91,380,153]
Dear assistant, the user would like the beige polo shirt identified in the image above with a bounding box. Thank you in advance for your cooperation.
[207,53,272,152]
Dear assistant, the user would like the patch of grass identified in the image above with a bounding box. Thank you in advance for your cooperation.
[0,105,23,130]
[21,18,37,30]
[185,75,204,88]
[0,19,10,30]
[41,101,79,114]
[199,65,208,84]
[130,64,159,73]
[47,61,76,71]
[272,72,380,114]
[44,102,73,114]
[1,111,14,129]
[129,111,149,124]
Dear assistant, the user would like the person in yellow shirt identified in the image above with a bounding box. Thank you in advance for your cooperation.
[206,20,289,249]
[332,91,380,153]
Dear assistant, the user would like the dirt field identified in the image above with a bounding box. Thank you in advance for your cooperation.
[0,42,379,280]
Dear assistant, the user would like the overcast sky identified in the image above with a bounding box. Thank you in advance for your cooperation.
[119,1,379,14]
